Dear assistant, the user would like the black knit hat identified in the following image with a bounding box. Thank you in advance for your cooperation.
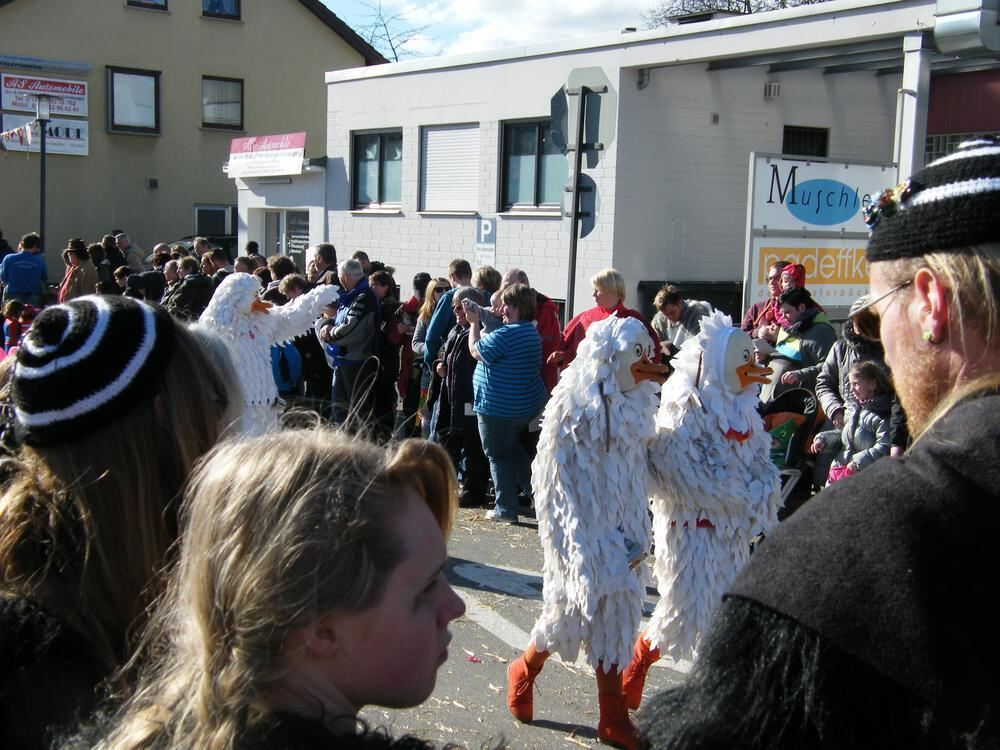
[865,136,1000,261]
[12,295,176,446]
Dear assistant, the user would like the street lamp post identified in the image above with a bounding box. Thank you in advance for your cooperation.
[32,94,56,252]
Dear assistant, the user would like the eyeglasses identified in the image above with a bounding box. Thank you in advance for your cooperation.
[850,278,913,331]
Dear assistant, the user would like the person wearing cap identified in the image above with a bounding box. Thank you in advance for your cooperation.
[57,240,99,303]
[0,295,241,749]
[640,137,1000,747]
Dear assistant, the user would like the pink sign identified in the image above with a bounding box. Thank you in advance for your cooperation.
[2,74,88,117]
[228,132,306,178]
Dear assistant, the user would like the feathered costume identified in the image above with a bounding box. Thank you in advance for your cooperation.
[645,311,781,661]
[508,315,667,750]
[530,315,663,668]
[195,273,338,436]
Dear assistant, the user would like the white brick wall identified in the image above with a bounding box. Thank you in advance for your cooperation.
[323,30,902,314]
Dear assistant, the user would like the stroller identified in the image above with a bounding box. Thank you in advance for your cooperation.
[760,387,823,520]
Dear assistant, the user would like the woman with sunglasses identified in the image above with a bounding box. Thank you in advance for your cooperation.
[411,279,451,437]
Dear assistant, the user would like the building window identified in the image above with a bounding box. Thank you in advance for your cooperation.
[501,120,566,210]
[420,123,479,211]
[127,0,167,9]
[202,76,243,130]
[782,125,829,159]
[107,67,160,135]
[203,0,240,20]
[353,131,402,208]
[925,131,1000,164]
[194,204,237,235]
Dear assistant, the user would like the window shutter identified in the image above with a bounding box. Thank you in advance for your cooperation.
[420,124,479,211]
[203,78,242,128]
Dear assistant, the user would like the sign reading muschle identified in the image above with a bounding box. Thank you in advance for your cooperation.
[227,132,306,178]
[750,155,894,234]
[2,74,88,117]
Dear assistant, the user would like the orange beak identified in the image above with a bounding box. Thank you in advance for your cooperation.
[251,298,272,314]
[737,361,773,388]
[630,354,671,386]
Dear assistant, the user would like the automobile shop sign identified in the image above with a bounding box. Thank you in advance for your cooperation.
[2,74,88,117]
[228,132,306,178]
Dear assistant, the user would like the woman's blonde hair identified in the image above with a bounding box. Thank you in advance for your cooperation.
[591,268,626,303]
[0,323,235,675]
[99,430,456,750]
[880,244,1000,438]
[418,277,449,323]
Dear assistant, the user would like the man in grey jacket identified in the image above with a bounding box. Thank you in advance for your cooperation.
[315,258,379,432]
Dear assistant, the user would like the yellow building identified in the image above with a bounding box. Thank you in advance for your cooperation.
[0,0,382,268]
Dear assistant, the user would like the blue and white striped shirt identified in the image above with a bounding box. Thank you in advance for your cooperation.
[473,321,546,420]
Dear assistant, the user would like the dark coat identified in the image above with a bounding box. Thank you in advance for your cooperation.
[236,712,438,749]
[814,326,886,421]
[641,391,1000,748]
[165,272,214,321]
[436,323,477,436]
[0,596,106,750]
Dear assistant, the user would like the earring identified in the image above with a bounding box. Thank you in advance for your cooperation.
[922,330,938,344]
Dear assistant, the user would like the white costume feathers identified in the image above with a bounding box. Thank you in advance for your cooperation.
[195,273,338,436]
[530,316,662,669]
[646,310,781,660]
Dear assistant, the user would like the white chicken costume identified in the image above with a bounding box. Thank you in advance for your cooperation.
[621,310,780,710]
[507,315,668,750]
[195,273,338,436]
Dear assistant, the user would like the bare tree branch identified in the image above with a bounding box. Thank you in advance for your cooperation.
[643,0,830,28]
[356,0,433,62]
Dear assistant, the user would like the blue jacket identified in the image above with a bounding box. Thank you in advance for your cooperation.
[0,252,48,295]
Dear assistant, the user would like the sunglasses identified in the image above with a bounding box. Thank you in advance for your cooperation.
[850,279,913,321]
[435,286,449,293]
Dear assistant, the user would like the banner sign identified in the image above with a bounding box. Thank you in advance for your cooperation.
[747,237,869,309]
[228,132,306,178]
[2,74,88,117]
[0,113,88,156]
[749,155,894,234]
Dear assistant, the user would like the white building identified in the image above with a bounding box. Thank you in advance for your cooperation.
[236,0,1000,320]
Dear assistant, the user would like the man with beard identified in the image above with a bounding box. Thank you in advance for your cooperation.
[640,137,1000,748]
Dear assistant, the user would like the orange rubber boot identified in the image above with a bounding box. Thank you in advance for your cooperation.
[621,635,661,710]
[507,644,547,723]
[596,662,640,750]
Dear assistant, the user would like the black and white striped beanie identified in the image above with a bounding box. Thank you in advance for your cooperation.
[12,295,175,446]
[865,135,1000,260]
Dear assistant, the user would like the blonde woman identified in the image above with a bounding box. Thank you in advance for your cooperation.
[96,429,465,749]
[412,278,451,433]
[0,296,239,749]
[549,268,659,369]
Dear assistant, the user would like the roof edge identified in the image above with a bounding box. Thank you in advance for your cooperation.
[296,0,388,66]
[324,0,935,84]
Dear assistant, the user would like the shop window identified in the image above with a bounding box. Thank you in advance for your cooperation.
[353,131,402,208]
[195,204,237,235]
[420,123,479,211]
[501,120,566,211]
[203,0,240,20]
[107,67,160,135]
[202,76,243,130]
[782,125,829,159]
[127,0,167,9]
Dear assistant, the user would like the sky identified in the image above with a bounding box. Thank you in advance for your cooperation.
[320,0,654,60]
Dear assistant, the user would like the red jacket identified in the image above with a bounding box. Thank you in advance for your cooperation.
[396,295,421,397]
[558,302,659,367]
[534,291,561,394]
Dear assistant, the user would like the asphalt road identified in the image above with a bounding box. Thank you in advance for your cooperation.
[359,506,689,749]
